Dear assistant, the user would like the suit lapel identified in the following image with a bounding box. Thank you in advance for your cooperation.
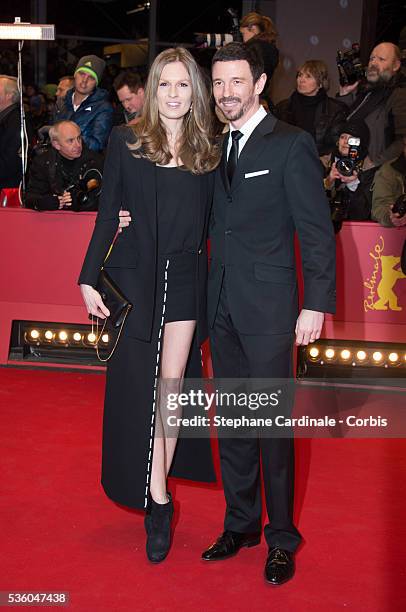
[231,113,278,192]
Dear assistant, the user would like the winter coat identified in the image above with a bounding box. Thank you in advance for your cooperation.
[56,87,113,152]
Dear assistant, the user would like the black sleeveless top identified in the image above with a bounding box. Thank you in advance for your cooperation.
[156,165,200,256]
[156,165,200,322]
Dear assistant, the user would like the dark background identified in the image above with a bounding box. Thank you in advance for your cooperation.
[1,1,241,42]
[1,0,405,94]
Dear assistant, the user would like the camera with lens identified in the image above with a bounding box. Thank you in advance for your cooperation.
[336,43,364,86]
[65,168,102,211]
[392,192,406,218]
[195,7,242,48]
[336,137,363,177]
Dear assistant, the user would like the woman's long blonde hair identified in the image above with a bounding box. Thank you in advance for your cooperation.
[128,47,220,174]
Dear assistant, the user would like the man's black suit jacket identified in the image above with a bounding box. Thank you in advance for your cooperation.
[208,113,336,335]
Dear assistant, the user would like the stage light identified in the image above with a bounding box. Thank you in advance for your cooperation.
[101,334,109,343]
[0,18,55,41]
[44,330,53,341]
[73,332,82,342]
[87,333,96,344]
[29,329,40,340]
[58,331,68,342]
[298,339,406,380]
[0,18,55,196]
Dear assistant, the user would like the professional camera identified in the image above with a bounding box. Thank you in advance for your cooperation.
[65,168,102,212]
[336,43,364,86]
[195,7,242,48]
[336,137,363,177]
[392,192,406,218]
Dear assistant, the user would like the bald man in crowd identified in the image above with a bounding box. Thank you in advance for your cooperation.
[337,42,406,169]
[0,75,21,188]
[25,120,103,211]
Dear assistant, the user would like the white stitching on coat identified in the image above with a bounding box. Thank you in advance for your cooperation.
[144,259,170,508]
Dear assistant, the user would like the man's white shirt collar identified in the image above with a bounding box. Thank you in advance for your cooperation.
[227,105,267,159]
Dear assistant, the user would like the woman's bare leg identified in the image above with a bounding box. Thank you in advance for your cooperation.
[149,320,196,503]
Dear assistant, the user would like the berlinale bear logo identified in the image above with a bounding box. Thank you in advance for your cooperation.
[363,236,406,312]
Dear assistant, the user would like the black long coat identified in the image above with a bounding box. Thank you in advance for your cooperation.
[79,126,216,509]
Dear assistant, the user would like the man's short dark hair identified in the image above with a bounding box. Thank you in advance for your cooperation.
[113,70,144,93]
[212,42,264,83]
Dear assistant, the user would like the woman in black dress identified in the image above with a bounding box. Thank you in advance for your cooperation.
[79,48,220,563]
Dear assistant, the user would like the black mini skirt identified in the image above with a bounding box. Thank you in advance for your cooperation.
[162,253,197,323]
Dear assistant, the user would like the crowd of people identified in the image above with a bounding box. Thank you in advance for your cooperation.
[1,13,406,230]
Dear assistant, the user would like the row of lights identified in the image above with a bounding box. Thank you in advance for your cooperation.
[25,328,109,346]
[307,346,406,367]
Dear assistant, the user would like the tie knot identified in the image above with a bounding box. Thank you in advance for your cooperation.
[230,130,243,142]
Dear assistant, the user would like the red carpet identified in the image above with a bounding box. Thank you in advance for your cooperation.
[1,368,405,611]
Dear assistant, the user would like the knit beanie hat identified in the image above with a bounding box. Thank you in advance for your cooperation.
[74,55,105,86]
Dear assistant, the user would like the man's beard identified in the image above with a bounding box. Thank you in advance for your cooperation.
[366,67,394,88]
[218,93,256,123]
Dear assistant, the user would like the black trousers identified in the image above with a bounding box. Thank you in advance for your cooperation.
[209,279,302,552]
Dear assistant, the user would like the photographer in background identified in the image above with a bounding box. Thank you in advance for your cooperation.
[337,42,406,169]
[275,60,347,157]
[372,135,406,227]
[239,12,279,103]
[25,120,103,212]
[113,70,145,125]
[324,119,375,232]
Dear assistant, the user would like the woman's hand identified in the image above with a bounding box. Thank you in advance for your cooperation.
[325,162,341,188]
[339,171,359,184]
[80,284,110,319]
[118,209,132,233]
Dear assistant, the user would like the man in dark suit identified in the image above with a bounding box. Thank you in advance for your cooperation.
[202,43,336,585]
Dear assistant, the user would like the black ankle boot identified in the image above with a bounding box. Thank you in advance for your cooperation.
[144,493,174,563]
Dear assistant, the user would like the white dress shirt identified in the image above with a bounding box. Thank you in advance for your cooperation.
[226,105,268,160]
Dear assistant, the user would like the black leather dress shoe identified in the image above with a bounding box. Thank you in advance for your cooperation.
[202,530,261,561]
[264,547,295,585]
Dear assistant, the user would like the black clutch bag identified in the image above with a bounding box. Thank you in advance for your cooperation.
[95,269,132,329]
[91,269,133,362]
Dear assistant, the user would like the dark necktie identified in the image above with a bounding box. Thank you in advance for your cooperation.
[227,130,243,184]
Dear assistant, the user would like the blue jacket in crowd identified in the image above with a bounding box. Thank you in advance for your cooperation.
[56,87,113,152]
